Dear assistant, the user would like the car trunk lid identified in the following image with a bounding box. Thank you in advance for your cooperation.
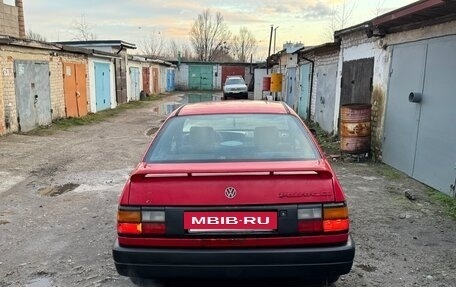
[128,160,335,206]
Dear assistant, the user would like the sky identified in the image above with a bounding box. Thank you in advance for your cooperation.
[21,0,417,59]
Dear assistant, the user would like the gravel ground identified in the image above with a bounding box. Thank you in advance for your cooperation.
[0,93,455,287]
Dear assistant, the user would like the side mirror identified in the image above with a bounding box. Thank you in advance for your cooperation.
[309,128,317,137]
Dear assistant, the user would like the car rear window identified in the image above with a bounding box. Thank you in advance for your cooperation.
[145,114,320,163]
[225,78,245,85]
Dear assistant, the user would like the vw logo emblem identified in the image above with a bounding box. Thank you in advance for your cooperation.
[225,187,237,199]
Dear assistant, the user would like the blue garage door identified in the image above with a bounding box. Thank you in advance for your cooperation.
[95,62,111,111]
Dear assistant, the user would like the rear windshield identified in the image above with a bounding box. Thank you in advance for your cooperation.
[225,78,245,85]
[145,114,320,163]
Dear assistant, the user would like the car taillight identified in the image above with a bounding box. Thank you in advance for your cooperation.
[323,203,349,233]
[141,210,166,235]
[297,203,349,234]
[297,205,323,233]
[117,207,165,236]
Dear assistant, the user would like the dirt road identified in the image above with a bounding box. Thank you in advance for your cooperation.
[0,94,455,287]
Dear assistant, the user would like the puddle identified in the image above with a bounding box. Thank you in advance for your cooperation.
[185,93,221,104]
[39,183,80,197]
[159,101,182,115]
[157,93,221,116]
[25,277,52,287]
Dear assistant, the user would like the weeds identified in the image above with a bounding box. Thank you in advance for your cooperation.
[304,120,340,155]
[372,163,405,180]
[427,189,456,220]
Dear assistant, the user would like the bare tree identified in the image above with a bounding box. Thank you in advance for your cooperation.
[323,0,358,42]
[140,30,166,59]
[71,14,97,41]
[231,27,257,62]
[26,29,47,42]
[168,39,193,60]
[190,9,232,62]
[372,0,387,16]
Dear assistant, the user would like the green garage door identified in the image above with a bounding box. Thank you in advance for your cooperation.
[189,65,213,90]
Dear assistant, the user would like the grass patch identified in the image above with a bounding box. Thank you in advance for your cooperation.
[22,97,161,136]
[303,120,340,154]
[372,163,405,180]
[428,189,456,220]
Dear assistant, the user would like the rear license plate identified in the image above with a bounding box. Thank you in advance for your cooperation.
[184,211,277,231]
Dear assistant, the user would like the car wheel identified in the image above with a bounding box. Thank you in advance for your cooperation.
[223,94,228,100]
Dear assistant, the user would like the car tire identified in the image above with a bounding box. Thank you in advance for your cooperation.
[223,94,228,100]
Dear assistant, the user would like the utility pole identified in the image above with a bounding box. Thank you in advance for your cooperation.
[267,25,273,75]
[273,26,279,54]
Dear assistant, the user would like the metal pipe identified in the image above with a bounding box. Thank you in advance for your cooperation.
[273,26,279,54]
[267,25,273,75]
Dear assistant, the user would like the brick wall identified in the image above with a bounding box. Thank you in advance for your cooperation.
[0,3,19,38]
[0,45,88,135]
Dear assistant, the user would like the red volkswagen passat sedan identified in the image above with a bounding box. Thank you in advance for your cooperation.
[113,101,355,284]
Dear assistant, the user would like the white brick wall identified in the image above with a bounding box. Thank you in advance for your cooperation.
[302,49,339,121]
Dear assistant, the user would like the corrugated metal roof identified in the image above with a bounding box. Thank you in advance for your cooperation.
[56,40,137,49]
[371,0,456,35]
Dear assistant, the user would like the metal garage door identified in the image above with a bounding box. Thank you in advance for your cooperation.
[314,63,338,133]
[189,65,213,90]
[14,60,51,132]
[142,67,150,95]
[298,63,311,120]
[63,63,88,117]
[129,67,140,101]
[383,37,456,195]
[94,62,111,111]
[286,67,297,109]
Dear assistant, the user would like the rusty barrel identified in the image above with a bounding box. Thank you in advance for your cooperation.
[340,104,371,154]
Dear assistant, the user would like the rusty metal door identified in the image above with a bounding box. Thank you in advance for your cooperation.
[340,58,374,106]
[152,67,159,94]
[14,60,51,132]
[142,67,150,94]
[63,63,88,117]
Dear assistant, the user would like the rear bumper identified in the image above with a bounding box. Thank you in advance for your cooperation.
[113,235,355,279]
